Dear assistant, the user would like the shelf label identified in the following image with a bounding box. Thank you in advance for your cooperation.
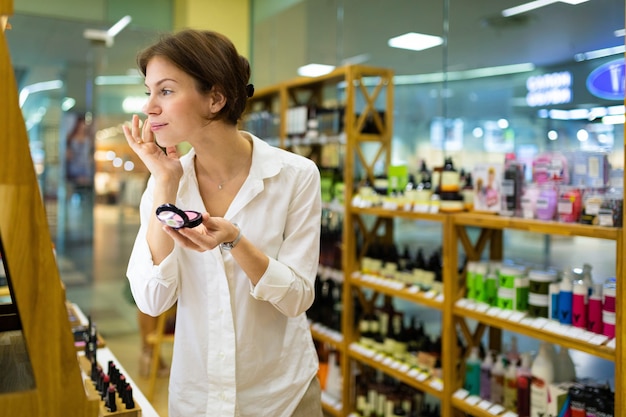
[428,378,443,391]
[508,311,525,322]
[488,404,506,415]
[465,396,481,406]
[453,388,469,400]
[477,399,492,410]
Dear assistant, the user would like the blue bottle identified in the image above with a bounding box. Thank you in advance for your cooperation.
[558,273,573,325]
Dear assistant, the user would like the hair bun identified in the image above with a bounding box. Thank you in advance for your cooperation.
[246,84,255,98]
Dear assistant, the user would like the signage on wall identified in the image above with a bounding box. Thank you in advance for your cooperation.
[525,71,573,107]
[586,58,625,101]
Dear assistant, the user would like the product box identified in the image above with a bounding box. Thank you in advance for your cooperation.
[473,163,503,212]
[547,381,575,417]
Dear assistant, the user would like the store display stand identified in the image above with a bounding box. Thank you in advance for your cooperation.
[247,64,624,417]
[0,3,155,416]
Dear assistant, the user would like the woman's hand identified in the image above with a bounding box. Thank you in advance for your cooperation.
[123,114,183,183]
[161,213,239,252]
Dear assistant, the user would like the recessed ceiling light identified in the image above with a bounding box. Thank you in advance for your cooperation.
[502,0,589,17]
[297,64,335,77]
[388,32,443,52]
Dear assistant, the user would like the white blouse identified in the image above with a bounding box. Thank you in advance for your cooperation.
[127,133,322,417]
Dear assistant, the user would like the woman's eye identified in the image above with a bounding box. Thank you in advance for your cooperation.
[161,89,173,95]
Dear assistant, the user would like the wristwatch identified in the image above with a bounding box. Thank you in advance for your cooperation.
[220,223,242,250]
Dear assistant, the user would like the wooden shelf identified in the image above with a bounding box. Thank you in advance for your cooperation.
[348,343,444,398]
[453,212,620,240]
[350,273,444,311]
[350,206,449,223]
[454,301,615,361]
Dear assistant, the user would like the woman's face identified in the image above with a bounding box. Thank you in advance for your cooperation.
[142,56,213,147]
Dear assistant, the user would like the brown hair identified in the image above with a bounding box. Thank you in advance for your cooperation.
[137,29,251,125]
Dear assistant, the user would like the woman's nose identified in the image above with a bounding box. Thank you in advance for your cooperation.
[142,95,158,115]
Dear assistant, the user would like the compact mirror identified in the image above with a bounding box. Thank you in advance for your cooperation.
[156,203,202,229]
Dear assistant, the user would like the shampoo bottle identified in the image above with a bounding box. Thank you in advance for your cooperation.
[558,270,573,325]
[490,354,506,405]
[503,359,518,411]
[480,351,494,400]
[464,346,481,396]
[516,352,532,417]
[530,342,554,417]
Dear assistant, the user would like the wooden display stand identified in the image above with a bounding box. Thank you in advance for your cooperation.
[0,2,99,415]
[247,65,625,416]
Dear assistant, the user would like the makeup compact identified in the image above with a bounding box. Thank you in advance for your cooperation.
[156,203,202,229]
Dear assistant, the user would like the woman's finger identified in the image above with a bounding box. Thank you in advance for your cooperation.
[131,114,141,139]
[142,116,154,143]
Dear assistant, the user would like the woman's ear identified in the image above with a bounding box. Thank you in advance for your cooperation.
[208,88,227,114]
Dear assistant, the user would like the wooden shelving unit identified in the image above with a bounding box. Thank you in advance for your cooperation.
[245,65,624,417]
[0,3,99,415]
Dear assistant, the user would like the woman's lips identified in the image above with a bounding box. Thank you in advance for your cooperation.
[150,123,167,131]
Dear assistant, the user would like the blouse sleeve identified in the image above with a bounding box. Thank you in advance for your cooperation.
[250,160,322,317]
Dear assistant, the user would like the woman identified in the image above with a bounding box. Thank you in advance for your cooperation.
[124,29,323,417]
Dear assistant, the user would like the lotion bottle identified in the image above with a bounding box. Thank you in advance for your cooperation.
[530,342,554,417]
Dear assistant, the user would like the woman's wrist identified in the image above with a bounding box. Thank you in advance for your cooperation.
[220,223,242,251]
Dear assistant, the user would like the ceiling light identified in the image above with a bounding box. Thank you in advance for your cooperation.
[83,15,132,47]
[388,32,443,51]
[95,75,143,85]
[19,80,63,107]
[297,64,335,77]
[502,0,589,17]
[602,114,625,124]
[574,45,625,61]
[614,29,625,37]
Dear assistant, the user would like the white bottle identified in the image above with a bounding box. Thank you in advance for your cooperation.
[503,359,518,411]
[490,354,506,405]
[530,342,554,417]
[554,347,576,383]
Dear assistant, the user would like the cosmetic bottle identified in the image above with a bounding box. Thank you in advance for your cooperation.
[480,351,493,400]
[558,270,573,325]
[571,277,588,329]
[516,352,532,417]
[530,342,554,417]
[503,358,518,411]
[588,283,603,334]
[490,354,505,405]
[554,347,576,383]
[464,346,481,396]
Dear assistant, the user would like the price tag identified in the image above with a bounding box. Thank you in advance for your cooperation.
[497,309,513,320]
[464,395,481,406]
[520,317,535,326]
[423,290,437,299]
[508,311,525,322]
[456,298,469,308]
[488,404,505,415]
[475,303,490,313]
[502,411,518,417]
[533,317,550,328]
[428,378,443,391]
[487,307,503,316]
[453,389,469,400]
[607,338,616,349]
[544,321,562,333]
[589,334,609,345]
[407,285,420,293]
[477,399,492,410]
[416,372,428,382]
[435,294,445,303]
